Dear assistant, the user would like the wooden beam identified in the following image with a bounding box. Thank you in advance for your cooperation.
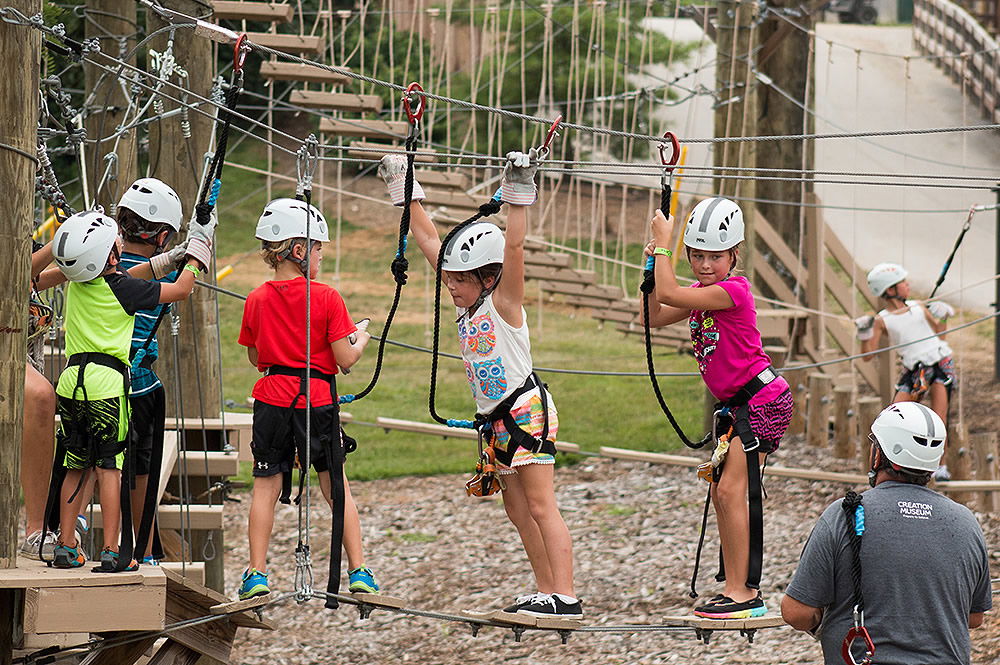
[422,189,482,210]
[243,32,323,55]
[413,171,469,189]
[164,582,236,663]
[162,566,272,630]
[318,117,408,139]
[289,90,383,113]
[372,417,580,454]
[0,559,146,588]
[25,582,165,633]
[79,634,158,665]
[346,142,437,163]
[171,451,239,478]
[756,0,827,66]
[259,60,350,85]
[146,639,201,665]
[158,562,206,587]
[158,431,179,503]
[212,1,293,22]
[86,504,223,531]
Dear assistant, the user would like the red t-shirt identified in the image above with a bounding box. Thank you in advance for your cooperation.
[238,277,356,408]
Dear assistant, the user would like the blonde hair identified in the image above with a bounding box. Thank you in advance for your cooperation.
[260,238,297,269]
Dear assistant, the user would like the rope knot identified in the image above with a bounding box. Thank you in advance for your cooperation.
[478,199,503,217]
[195,201,213,225]
[391,256,409,286]
[639,271,655,295]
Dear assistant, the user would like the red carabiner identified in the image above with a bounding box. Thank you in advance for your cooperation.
[233,34,250,74]
[538,114,562,156]
[403,82,425,125]
[658,131,680,173]
[841,626,875,665]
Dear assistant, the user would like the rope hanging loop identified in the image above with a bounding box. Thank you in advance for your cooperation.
[537,114,563,158]
[403,81,425,140]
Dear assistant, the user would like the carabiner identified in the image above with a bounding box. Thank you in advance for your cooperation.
[841,625,874,665]
[537,114,563,157]
[403,82,425,126]
[658,131,680,186]
[233,33,250,74]
[295,134,320,197]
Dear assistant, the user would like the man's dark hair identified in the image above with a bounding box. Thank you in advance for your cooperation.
[873,443,933,486]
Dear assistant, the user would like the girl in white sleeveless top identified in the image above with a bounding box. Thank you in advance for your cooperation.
[380,150,581,619]
[855,263,956,477]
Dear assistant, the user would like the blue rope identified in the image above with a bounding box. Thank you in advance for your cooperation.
[207,178,222,206]
[338,394,356,404]
[854,504,866,536]
[446,419,476,429]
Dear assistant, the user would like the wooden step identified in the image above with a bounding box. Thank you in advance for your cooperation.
[524,250,573,269]
[260,61,350,85]
[613,322,691,346]
[422,189,482,210]
[523,264,599,286]
[319,117,408,139]
[416,171,469,189]
[290,90,383,113]
[244,32,323,55]
[212,1,293,22]
[540,280,624,302]
[171,450,240,478]
[88,504,224,531]
[346,142,437,163]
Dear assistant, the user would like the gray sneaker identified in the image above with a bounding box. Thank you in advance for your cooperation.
[20,530,57,560]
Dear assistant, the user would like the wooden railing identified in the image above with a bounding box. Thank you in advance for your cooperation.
[914,0,1000,123]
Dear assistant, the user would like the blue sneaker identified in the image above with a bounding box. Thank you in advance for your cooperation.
[96,547,138,572]
[141,555,160,566]
[52,542,86,568]
[348,566,379,594]
[239,568,270,600]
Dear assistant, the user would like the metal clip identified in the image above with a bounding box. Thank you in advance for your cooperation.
[402,82,425,139]
[537,114,563,157]
[293,544,314,603]
[295,134,319,197]
[658,131,680,189]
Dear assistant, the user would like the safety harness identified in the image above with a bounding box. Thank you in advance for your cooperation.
[689,366,779,598]
[841,490,875,665]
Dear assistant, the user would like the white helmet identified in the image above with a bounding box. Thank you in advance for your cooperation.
[441,222,505,271]
[117,178,183,232]
[255,198,330,243]
[870,402,946,473]
[683,197,745,251]
[867,262,908,297]
[53,211,120,282]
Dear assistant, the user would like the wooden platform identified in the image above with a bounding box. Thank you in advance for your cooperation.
[244,32,323,55]
[290,90,383,113]
[319,117,408,139]
[212,1,293,22]
[260,60,351,85]
[460,609,582,631]
[662,614,786,631]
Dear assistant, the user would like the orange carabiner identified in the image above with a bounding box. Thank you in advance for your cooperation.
[841,626,875,665]
[233,33,250,73]
[658,131,680,174]
[403,82,425,126]
[538,114,562,156]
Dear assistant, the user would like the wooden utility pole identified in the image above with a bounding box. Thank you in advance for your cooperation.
[714,0,759,277]
[84,0,139,210]
[147,2,222,423]
[1,0,41,660]
[755,0,817,248]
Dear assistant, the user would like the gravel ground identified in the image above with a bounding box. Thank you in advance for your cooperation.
[224,435,1000,665]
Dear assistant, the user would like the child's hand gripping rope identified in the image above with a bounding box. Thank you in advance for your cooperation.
[185,209,218,271]
[854,315,875,341]
[378,155,426,206]
[926,300,955,320]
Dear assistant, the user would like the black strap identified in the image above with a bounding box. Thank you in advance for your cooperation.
[476,373,556,466]
[265,364,335,384]
[724,366,779,410]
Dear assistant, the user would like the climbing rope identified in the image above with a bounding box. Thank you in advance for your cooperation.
[841,490,875,665]
[639,132,711,450]
[929,206,976,299]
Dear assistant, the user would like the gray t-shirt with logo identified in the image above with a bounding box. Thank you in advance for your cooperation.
[785,481,992,665]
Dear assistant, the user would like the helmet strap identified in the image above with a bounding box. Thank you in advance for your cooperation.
[459,269,502,321]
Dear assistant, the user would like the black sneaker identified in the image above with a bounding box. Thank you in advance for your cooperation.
[693,593,766,619]
[503,592,544,613]
[517,594,584,619]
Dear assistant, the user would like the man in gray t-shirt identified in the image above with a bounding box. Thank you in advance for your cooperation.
[782,402,991,665]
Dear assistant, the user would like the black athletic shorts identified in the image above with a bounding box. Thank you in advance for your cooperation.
[127,387,165,476]
[250,400,339,477]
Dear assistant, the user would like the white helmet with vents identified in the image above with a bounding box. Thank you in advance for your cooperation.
[255,198,330,243]
[683,197,745,251]
[867,262,908,298]
[870,402,946,473]
[441,222,505,271]
[53,211,120,282]
[117,178,183,231]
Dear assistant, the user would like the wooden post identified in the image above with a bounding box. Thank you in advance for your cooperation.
[1,1,40,661]
[784,368,808,437]
[84,0,138,209]
[832,383,856,459]
[970,432,998,513]
[147,1,221,422]
[856,396,883,472]
[804,198,825,352]
[946,423,973,507]
[806,373,832,447]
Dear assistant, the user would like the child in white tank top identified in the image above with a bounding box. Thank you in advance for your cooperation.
[855,262,956,478]
[379,149,581,620]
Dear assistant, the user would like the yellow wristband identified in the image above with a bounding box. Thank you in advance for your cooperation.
[184,264,200,276]
[653,247,672,258]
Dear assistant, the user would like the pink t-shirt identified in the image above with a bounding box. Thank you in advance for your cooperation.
[688,275,787,405]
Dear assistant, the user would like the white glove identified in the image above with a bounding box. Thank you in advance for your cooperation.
[500,148,540,206]
[186,236,212,272]
[188,207,218,245]
[927,301,955,320]
[149,239,190,280]
[378,155,425,206]
[854,315,875,341]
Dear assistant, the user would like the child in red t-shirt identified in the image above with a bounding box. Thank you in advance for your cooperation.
[236,198,374,600]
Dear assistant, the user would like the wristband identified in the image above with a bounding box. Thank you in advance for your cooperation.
[653,247,673,258]
[184,264,200,276]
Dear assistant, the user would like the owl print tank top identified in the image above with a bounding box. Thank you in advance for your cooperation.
[456,294,539,415]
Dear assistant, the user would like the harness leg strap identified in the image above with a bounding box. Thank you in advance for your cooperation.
[323,418,346,610]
